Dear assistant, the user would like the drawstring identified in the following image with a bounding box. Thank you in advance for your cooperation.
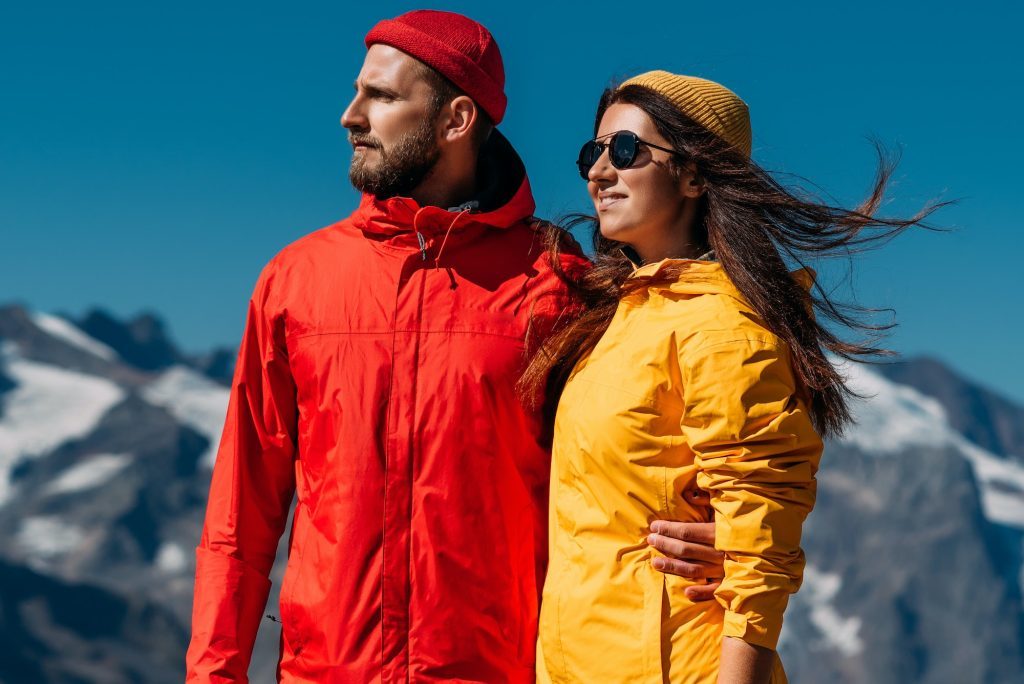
[412,206,469,265]
[434,208,470,270]
[410,206,470,289]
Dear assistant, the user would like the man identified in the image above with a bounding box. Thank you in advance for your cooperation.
[186,10,721,682]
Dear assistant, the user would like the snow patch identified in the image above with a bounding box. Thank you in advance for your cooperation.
[0,347,125,505]
[155,542,188,574]
[802,565,864,657]
[31,312,118,360]
[839,361,1024,530]
[16,515,85,561]
[142,366,229,468]
[45,453,132,496]
[955,440,1024,527]
[839,361,949,455]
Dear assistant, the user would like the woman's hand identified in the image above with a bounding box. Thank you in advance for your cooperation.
[647,488,724,601]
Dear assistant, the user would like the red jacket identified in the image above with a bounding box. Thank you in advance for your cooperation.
[186,134,582,682]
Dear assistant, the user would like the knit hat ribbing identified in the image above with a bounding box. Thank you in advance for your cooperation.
[365,10,507,125]
[619,70,752,156]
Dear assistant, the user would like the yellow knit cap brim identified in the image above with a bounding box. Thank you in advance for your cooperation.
[619,70,752,156]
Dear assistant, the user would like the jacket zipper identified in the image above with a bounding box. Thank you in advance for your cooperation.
[416,232,427,261]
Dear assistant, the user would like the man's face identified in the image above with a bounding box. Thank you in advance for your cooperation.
[341,44,442,199]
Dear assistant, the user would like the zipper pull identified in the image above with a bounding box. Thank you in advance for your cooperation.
[416,232,427,261]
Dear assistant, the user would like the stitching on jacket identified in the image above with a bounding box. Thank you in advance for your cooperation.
[287,329,527,343]
[379,287,401,676]
[567,375,656,406]
[404,255,430,678]
[281,501,311,655]
[686,335,782,356]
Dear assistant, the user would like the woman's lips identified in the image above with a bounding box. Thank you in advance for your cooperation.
[598,193,626,211]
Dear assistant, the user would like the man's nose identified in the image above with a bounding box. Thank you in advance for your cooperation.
[340,96,366,131]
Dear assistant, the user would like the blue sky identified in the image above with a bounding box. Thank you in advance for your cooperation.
[3,1,1022,403]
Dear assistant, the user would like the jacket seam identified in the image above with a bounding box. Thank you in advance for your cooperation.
[380,288,401,678]
[405,262,428,679]
[281,501,311,654]
[566,375,655,406]
[685,335,781,356]
[287,329,526,343]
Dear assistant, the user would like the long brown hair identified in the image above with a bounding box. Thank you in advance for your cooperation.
[522,84,946,439]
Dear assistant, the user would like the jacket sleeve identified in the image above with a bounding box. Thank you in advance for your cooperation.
[680,333,823,650]
[185,260,298,682]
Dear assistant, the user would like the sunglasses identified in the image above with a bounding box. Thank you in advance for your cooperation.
[576,131,679,180]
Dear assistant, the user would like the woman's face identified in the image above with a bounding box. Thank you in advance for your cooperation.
[588,103,702,262]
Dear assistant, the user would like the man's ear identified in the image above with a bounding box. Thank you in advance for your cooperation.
[679,161,707,199]
[440,95,478,144]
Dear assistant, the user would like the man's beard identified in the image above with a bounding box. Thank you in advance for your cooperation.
[348,120,441,199]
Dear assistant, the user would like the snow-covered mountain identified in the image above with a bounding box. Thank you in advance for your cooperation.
[0,304,1022,683]
[778,361,1024,682]
[0,304,245,683]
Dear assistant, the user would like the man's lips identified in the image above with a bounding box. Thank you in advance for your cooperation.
[349,138,380,152]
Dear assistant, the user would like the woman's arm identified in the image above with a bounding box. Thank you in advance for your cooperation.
[718,637,777,684]
[679,332,823,682]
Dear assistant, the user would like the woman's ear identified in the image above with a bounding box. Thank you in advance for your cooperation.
[679,161,707,199]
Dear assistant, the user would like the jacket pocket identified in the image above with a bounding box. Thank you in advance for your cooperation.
[279,504,311,655]
[537,567,565,683]
[641,563,666,682]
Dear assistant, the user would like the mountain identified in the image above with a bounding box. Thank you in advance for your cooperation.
[777,360,1024,682]
[876,357,1024,466]
[0,305,283,683]
[1,304,1022,683]
[0,558,187,683]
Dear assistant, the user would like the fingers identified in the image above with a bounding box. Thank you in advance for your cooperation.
[684,581,721,602]
[648,507,722,603]
[648,520,718,549]
[647,532,725,568]
[651,553,722,601]
[650,556,719,579]
[682,488,711,506]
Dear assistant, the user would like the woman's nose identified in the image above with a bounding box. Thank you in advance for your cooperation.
[587,146,614,183]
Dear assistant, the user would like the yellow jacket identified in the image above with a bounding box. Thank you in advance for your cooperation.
[537,259,823,683]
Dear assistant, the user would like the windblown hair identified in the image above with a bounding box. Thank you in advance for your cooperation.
[521,84,946,438]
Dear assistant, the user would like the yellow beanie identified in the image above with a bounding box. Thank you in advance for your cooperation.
[619,70,752,156]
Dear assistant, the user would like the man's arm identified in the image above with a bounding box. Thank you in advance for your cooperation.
[647,489,724,602]
[185,261,298,683]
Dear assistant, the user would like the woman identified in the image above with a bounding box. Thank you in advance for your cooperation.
[522,71,939,683]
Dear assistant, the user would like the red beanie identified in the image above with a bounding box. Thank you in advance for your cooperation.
[364,10,507,125]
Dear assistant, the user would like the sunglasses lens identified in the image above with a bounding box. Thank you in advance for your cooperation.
[610,133,638,170]
[577,140,601,179]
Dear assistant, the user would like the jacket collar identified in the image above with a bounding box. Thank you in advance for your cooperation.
[628,257,815,298]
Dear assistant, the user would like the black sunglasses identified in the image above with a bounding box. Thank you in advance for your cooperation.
[576,131,679,180]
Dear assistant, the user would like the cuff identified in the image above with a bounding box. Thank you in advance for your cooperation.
[722,609,783,650]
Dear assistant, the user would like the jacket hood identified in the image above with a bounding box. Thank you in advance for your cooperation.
[351,129,536,238]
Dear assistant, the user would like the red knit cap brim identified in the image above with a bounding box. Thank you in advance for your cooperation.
[365,17,507,125]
